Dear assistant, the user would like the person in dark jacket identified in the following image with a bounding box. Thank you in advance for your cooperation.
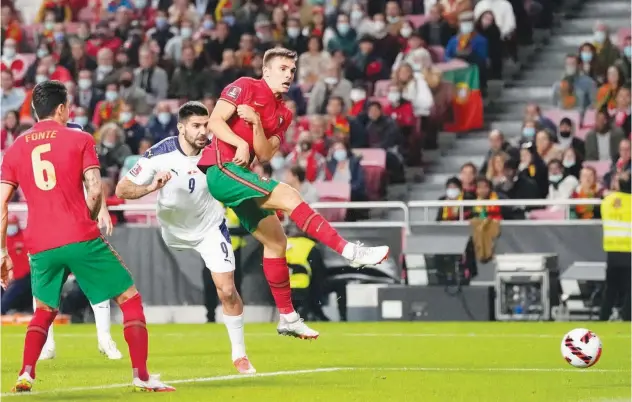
[475,11,502,80]
[436,177,475,221]
[496,158,541,219]
[480,129,519,174]
[118,102,151,155]
[557,117,586,160]
[517,142,549,198]
[418,4,455,47]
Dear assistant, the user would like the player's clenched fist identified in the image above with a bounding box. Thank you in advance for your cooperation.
[236,105,260,125]
[1,253,14,289]
[149,171,172,192]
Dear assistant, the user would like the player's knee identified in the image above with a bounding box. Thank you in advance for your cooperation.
[262,233,287,257]
[274,183,303,213]
[114,286,139,305]
[216,284,239,304]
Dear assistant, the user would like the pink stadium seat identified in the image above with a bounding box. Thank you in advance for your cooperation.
[434,59,469,71]
[355,148,386,167]
[65,23,80,35]
[20,53,36,68]
[544,109,580,128]
[164,99,181,113]
[529,208,566,220]
[313,181,350,222]
[77,7,97,23]
[617,27,631,49]
[373,80,391,97]
[582,109,596,128]
[122,192,159,224]
[428,46,445,63]
[407,14,427,28]
[575,127,590,140]
[354,148,386,201]
[583,160,611,179]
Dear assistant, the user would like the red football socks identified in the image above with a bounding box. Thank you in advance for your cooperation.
[289,202,348,254]
[263,257,294,314]
[19,309,57,378]
[120,294,150,381]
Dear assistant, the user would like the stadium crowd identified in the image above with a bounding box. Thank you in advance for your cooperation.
[0,0,630,227]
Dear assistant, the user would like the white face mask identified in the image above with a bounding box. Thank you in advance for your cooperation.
[158,112,171,125]
[350,9,363,24]
[400,27,412,38]
[3,47,15,59]
[594,31,606,43]
[98,65,113,74]
[373,21,386,32]
[35,74,48,84]
[287,27,300,38]
[7,224,19,236]
[446,188,460,199]
[105,90,118,102]
[324,76,338,86]
[387,92,400,105]
[74,116,88,127]
[180,27,192,39]
[119,111,133,123]
[460,21,474,34]
[78,78,92,90]
[350,89,366,102]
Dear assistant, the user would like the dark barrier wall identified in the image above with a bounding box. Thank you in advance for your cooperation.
[107,224,602,305]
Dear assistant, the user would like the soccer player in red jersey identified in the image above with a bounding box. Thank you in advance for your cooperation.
[198,48,390,339]
[0,81,174,393]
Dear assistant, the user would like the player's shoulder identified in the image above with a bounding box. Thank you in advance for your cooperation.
[231,77,258,88]
[143,136,179,159]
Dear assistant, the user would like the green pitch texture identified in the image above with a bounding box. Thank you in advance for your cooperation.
[1,322,630,401]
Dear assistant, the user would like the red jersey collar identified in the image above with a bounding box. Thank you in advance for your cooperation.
[259,78,283,102]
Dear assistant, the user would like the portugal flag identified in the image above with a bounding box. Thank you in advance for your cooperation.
[442,64,484,132]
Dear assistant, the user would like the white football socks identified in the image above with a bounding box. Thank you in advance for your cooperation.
[91,300,112,342]
[280,311,299,322]
[223,313,247,361]
[33,297,55,349]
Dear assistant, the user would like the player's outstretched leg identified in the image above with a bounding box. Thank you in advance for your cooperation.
[13,299,57,392]
[251,215,319,340]
[260,184,390,267]
[92,300,122,360]
[33,297,55,361]
[114,287,175,392]
[210,270,255,374]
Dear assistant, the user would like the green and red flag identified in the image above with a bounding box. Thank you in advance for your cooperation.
[442,64,484,132]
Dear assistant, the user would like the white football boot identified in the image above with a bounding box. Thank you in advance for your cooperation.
[38,342,56,361]
[233,356,257,374]
[12,372,34,393]
[98,337,123,360]
[277,314,319,340]
[342,242,390,268]
[132,374,176,392]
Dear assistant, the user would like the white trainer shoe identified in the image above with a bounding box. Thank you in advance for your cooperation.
[132,374,176,392]
[12,372,34,393]
[98,337,123,360]
[233,356,257,374]
[343,242,390,268]
[277,315,319,340]
[38,344,56,361]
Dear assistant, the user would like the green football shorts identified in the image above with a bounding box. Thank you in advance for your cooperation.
[29,237,134,309]
[206,162,280,233]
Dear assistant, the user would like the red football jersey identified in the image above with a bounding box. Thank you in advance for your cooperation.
[1,121,102,254]
[199,77,293,168]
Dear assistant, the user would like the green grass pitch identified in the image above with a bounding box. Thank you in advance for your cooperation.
[1,322,630,401]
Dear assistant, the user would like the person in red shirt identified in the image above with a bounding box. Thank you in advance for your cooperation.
[197,47,389,340]
[0,80,174,393]
[383,84,418,164]
[85,21,123,59]
[349,83,368,117]
[285,131,326,182]
[0,215,31,315]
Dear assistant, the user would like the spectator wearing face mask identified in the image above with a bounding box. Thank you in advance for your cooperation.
[392,32,433,75]
[284,18,308,55]
[519,118,541,144]
[371,13,402,68]
[570,166,604,219]
[596,66,624,112]
[147,101,179,142]
[307,61,352,115]
[348,3,373,37]
[50,22,70,59]
[383,84,417,164]
[73,69,103,118]
[254,18,275,52]
[326,13,358,57]
[614,35,631,83]
[523,103,557,138]
[0,215,31,315]
[562,147,583,179]
[445,12,488,89]
[604,138,631,190]
[346,35,388,83]
[440,0,472,28]
[557,117,586,160]
[1,38,28,86]
[62,38,97,81]
[164,18,195,63]
[0,70,25,119]
[72,106,96,135]
[286,131,326,182]
[585,109,625,161]
[297,36,332,88]
[553,54,597,110]
[578,42,600,83]
[307,115,331,155]
[518,144,549,198]
[497,158,540,217]
[436,177,474,221]
[419,5,455,48]
[93,48,119,89]
[592,22,621,81]
[146,10,177,55]
[92,82,125,128]
[613,87,631,135]
[96,122,132,180]
[169,46,210,101]
[385,1,404,34]
[118,102,150,155]
[546,159,579,206]
[118,69,151,115]
[134,46,169,103]
[19,64,47,120]
[348,83,369,117]
[325,140,368,219]
[269,150,289,182]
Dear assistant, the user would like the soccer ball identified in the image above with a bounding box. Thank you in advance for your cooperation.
[560,328,602,368]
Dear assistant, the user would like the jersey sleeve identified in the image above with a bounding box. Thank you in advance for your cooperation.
[219,77,253,106]
[0,145,19,188]
[125,156,157,186]
[82,135,100,174]
[273,109,294,145]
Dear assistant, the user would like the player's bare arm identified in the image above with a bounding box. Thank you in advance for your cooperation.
[236,105,280,163]
[209,100,250,166]
[83,167,104,221]
[116,171,172,200]
[0,182,16,288]
[96,201,114,236]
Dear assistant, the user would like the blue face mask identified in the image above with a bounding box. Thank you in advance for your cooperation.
[522,127,535,138]
[333,149,348,162]
[74,116,88,128]
[624,46,631,58]
[155,17,167,29]
[337,23,350,35]
[203,20,214,30]
[223,16,235,26]
[580,51,593,63]
[53,32,65,42]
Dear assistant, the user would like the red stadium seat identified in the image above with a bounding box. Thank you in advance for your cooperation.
[407,14,427,28]
[354,148,387,201]
[313,181,350,222]
[583,160,611,180]
[65,23,80,35]
[428,46,445,63]
[122,192,159,224]
[582,108,596,128]
[373,80,391,97]
[529,208,566,220]
[544,109,580,128]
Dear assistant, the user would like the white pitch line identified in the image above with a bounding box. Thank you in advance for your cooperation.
[1,366,627,398]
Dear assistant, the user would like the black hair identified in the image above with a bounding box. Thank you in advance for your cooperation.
[328,96,345,110]
[290,165,306,183]
[460,162,478,175]
[31,80,68,121]
[178,101,209,122]
[475,176,492,187]
[547,158,563,169]
[445,176,462,189]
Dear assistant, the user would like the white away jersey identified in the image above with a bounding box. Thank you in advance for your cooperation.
[126,137,225,242]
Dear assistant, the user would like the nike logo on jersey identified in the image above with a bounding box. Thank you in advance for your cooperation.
[170,169,179,176]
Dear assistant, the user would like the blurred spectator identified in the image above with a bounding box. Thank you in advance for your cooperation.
[325,96,365,147]
[519,118,540,143]
[393,63,434,117]
[553,77,582,111]
[169,46,212,101]
[134,46,169,102]
[585,109,625,161]
[325,140,367,204]
[348,82,368,117]
[146,10,177,55]
[72,106,96,134]
[592,22,620,81]
[535,129,563,164]
[36,0,71,23]
[86,21,123,59]
[92,82,124,127]
[562,147,583,179]
[75,69,103,117]
[1,110,20,149]
[557,117,586,160]
[271,7,287,43]
[419,4,455,48]
[1,38,28,86]
[269,150,288,182]
[424,66,453,150]
[475,10,502,80]
[326,13,358,57]
[164,18,195,63]
[213,49,242,92]
[63,38,97,81]
[371,13,402,69]
[96,122,132,179]
[40,54,73,83]
[578,42,599,83]
[19,63,48,120]
[168,0,199,26]
[284,18,308,55]
[604,138,631,190]
[486,151,509,186]
[1,6,23,48]
[614,34,631,83]
[1,215,30,315]
[51,22,70,60]
[23,42,52,87]
[385,1,404,33]
[570,166,603,219]
[307,61,352,115]
[119,102,150,155]
[553,54,596,111]
[285,165,319,204]
[64,80,77,118]
[383,83,417,164]
[613,87,631,135]
[147,101,178,142]
[547,159,579,205]
[518,144,549,198]
[281,99,300,151]
[440,0,472,28]
[524,103,557,138]
[596,66,624,111]
[308,115,329,156]
[445,12,488,89]
[346,35,388,83]
[392,32,432,74]
[203,22,237,66]
[234,33,256,69]
[113,7,133,41]
[498,158,540,217]
[473,176,503,220]
[473,0,516,41]
[118,68,151,115]
[94,48,118,89]
[436,176,473,221]
[0,70,25,119]
[286,131,326,182]
[348,3,373,38]
[480,129,518,173]
[460,162,478,198]
[254,17,275,51]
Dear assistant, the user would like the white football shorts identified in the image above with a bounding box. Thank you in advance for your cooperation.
[161,220,235,273]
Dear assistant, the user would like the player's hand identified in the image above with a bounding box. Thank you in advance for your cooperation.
[233,142,250,167]
[149,171,172,192]
[1,254,14,290]
[97,208,114,236]
[236,105,260,125]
